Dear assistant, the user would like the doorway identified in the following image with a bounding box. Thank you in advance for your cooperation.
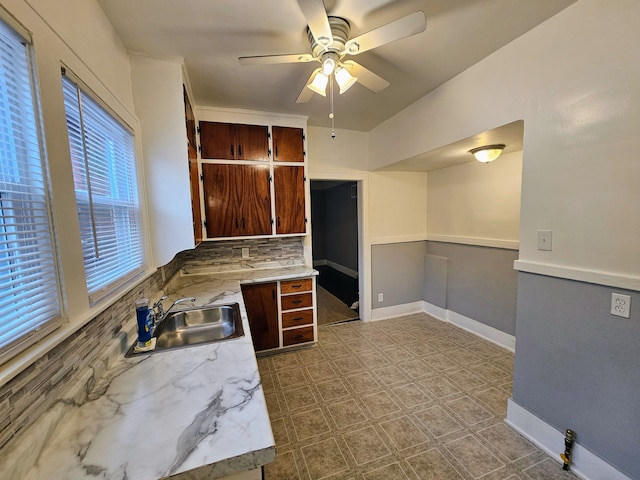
[310,180,360,325]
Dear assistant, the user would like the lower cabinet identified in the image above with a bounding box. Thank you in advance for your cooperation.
[241,282,279,351]
[242,276,316,353]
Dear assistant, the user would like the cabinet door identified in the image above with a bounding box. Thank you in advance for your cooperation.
[241,282,279,351]
[274,165,306,234]
[200,121,235,160]
[273,126,304,162]
[188,142,202,243]
[239,164,272,236]
[236,124,269,161]
[202,164,240,237]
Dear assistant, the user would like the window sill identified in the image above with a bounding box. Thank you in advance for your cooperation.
[0,268,158,388]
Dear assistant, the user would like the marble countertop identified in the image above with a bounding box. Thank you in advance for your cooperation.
[8,265,317,480]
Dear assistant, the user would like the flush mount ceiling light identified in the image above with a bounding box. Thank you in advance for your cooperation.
[470,144,506,163]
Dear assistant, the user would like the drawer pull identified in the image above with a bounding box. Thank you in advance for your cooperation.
[292,317,304,321]
[292,300,302,304]
[294,334,304,340]
[291,284,302,288]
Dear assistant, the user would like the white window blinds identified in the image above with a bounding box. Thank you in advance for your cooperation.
[0,19,62,365]
[62,74,145,304]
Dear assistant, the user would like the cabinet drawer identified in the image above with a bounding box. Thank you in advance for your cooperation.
[282,309,313,329]
[281,292,312,311]
[283,326,314,346]
[281,278,312,294]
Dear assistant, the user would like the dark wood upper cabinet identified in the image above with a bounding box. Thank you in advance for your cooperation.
[202,163,271,238]
[184,87,201,244]
[273,126,304,162]
[241,282,279,351]
[199,121,268,161]
[274,165,306,234]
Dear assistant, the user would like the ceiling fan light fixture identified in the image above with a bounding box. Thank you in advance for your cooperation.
[335,66,357,94]
[321,52,338,75]
[470,144,506,163]
[307,71,328,96]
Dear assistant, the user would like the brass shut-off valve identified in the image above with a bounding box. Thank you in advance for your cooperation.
[560,429,575,471]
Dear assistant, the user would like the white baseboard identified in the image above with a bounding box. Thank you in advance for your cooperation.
[423,301,515,352]
[506,400,631,480]
[313,259,359,279]
[370,301,424,321]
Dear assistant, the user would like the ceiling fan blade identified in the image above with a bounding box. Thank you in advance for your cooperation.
[342,60,390,93]
[342,11,426,55]
[297,0,333,47]
[239,53,315,66]
[296,69,319,103]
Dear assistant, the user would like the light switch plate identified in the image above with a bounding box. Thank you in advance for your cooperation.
[241,247,249,259]
[537,230,552,251]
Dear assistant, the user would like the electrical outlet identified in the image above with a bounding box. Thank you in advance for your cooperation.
[241,247,250,259]
[611,293,631,318]
[378,293,384,303]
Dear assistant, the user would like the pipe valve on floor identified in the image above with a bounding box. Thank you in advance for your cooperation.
[560,428,575,471]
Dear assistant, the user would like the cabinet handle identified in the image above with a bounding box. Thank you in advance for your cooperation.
[292,317,304,321]
[291,284,302,288]
[242,217,246,228]
[231,145,234,157]
[277,216,281,227]
[275,145,278,158]
[235,218,239,228]
[294,334,304,340]
[292,300,302,304]
[238,144,242,157]
[272,289,276,300]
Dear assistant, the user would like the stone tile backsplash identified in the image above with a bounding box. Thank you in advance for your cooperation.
[0,237,304,452]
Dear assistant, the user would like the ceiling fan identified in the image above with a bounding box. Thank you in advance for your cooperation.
[238,0,426,103]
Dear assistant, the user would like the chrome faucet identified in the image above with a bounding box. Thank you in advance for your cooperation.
[149,296,196,333]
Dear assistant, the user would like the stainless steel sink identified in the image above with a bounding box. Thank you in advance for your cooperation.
[126,303,244,356]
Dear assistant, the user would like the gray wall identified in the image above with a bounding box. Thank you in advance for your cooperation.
[310,189,326,261]
[513,273,640,478]
[311,182,358,272]
[426,242,519,335]
[371,242,426,308]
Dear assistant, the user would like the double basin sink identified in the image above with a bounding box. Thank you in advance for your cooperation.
[127,303,244,356]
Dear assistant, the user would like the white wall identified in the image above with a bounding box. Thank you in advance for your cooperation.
[369,0,640,289]
[427,151,522,249]
[131,56,194,267]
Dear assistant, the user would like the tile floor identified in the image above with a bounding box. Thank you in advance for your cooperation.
[257,313,579,480]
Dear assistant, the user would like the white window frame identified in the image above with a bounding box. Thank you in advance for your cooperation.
[0,14,63,366]
[61,69,146,305]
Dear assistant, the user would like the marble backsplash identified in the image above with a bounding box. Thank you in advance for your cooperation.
[0,236,305,454]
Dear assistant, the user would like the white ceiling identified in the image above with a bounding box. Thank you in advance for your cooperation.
[98,0,576,133]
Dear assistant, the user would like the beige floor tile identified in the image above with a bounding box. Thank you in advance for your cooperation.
[264,392,282,417]
[361,391,401,418]
[406,448,464,480]
[276,368,308,389]
[472,387,509,416]
[301,437,350,480]
[315,378,350,402]
[374,364,409,386]
[414,405,463,438]
[305,361,338,382]
[344,371,381,394]
[271,417,290,447]
[380,415,430,451]
[296,345,327,364]
[271,351,301,371]
[479,423,539,462]
[327,398,368,429]
[469,362,512,383]
[332,356,366,375]
[445,434,505,478]
[362,462,410,480]
[524,458,579,479]
[291,408,331,441]
[445,395,494,426]
[390,382,433,408]
[418,375,461,398]
[423,353,460,372]
[342,425,392,466]
[283,384,317,412]
[445,368,487,390]
[397,358,434,379]
[358,351,393,369]
[264,450,301,480]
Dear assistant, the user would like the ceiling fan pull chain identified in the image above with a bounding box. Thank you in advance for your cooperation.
[330,73,335,139]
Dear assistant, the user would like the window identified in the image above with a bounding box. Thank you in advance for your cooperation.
[62,72,145,304]
[0,18,62,365]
